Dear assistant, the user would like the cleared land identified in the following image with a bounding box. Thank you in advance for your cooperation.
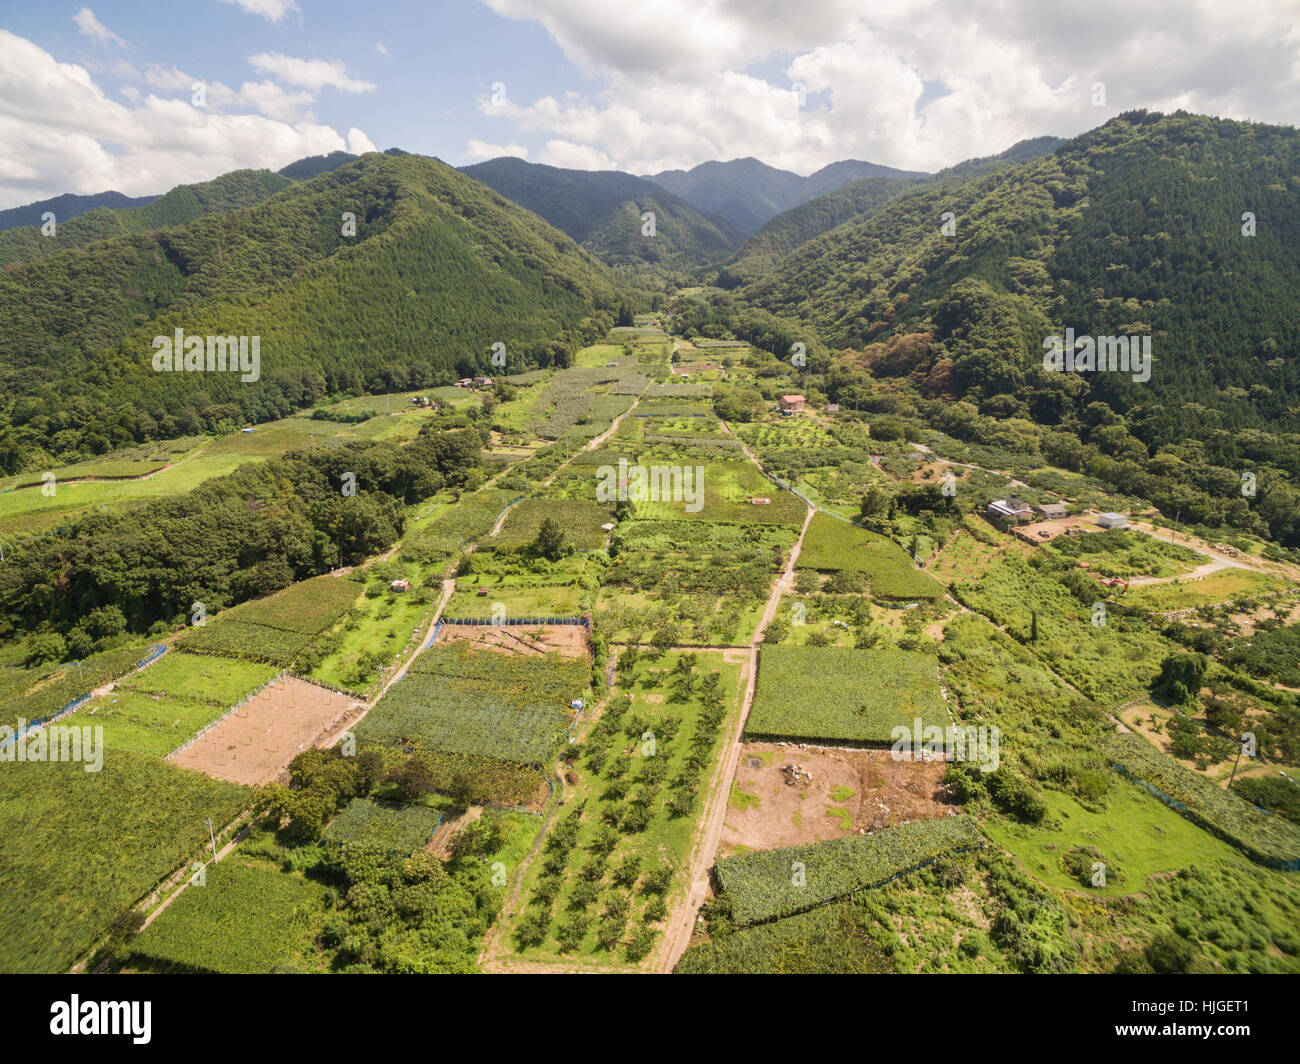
[721,743,953,854]
[168,675,360,787]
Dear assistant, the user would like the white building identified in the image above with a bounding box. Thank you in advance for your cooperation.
[1097,512,1128,529]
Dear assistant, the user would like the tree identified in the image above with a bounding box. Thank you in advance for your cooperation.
[393,755,435,801]
[534,517,566,561]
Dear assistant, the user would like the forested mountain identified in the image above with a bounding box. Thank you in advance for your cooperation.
[0,190,159,232]
[0,153,616,469]
[461,157,739,268]
[0,169,292,267]
[719,177,920,285]
[279,150,360,179]
[648,157,924,236]
[720,137,1066,285]
[742,111,1300,543]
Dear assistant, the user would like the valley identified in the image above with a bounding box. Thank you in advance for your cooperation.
[2,112,1299,979]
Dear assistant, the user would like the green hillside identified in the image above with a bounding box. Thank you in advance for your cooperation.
[740,111,1300,543]
[720,138,1065,286]
[0,169,292,267]
[461,157,738,269]
[0,153,617,467]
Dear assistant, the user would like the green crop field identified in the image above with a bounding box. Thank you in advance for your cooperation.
[746,645,949,743]
[491,498,613,551]
[129,859,327,973]
[356,642,588,765]
[322,797,444,853]
[798,512,945,599]
[177,575,361,668]
[714,816,984,925]
[0,752,249,973]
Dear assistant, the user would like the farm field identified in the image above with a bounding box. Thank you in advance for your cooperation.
[713,815,984,926]
[746,646,950,744]
[178,574,363,669]
[798,512,945,599]
[355,641,589,805]
[498,650,744,968]
[0,752,249,973]
[322,797,445,853]
[721,743,953,854]
[66,655,277,757]
[168,675,360,787]
[129,858,328,974]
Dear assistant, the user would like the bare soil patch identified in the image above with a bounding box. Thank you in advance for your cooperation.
[719,741,955,854]
[437,623,590,658]
[167,675,359,787]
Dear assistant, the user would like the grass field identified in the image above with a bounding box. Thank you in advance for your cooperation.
[1126,567,1283,611]
[798,512,945,599]
[491,498,613,551]
[982,784,1249,895]
[129,858,327,973]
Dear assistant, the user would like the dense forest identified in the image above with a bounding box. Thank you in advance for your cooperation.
[0,153,618,470]
[718,137,1066,286]
[0,426,484,650]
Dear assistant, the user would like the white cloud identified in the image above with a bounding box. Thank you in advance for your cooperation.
[537,139,616,170]
[72,8,127,48]
[144,65,197,92]
[218,0,301,22]
[248,53,377,94]
[464,139,529,161]
[375,42,388,55]
[0,31,373,207]
[477,0,1300,174]
[348,127,378,154]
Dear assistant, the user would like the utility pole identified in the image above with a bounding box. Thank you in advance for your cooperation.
[1228,741,1245,787]
[207,818,218,863]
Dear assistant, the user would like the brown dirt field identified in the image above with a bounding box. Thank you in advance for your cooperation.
[167,675,360,787]
[1013,515,1104,544]
[719,742,955,855]
[437,623,590,658]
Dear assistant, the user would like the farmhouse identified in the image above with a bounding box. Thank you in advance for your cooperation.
[987,496,1033,526]
[1097,512,1128,529]
[389,579,409,593]
[780,395,805,415]
[1033,501,1068,519]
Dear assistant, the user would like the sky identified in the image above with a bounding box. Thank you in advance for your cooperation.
[0,0,1297,208]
